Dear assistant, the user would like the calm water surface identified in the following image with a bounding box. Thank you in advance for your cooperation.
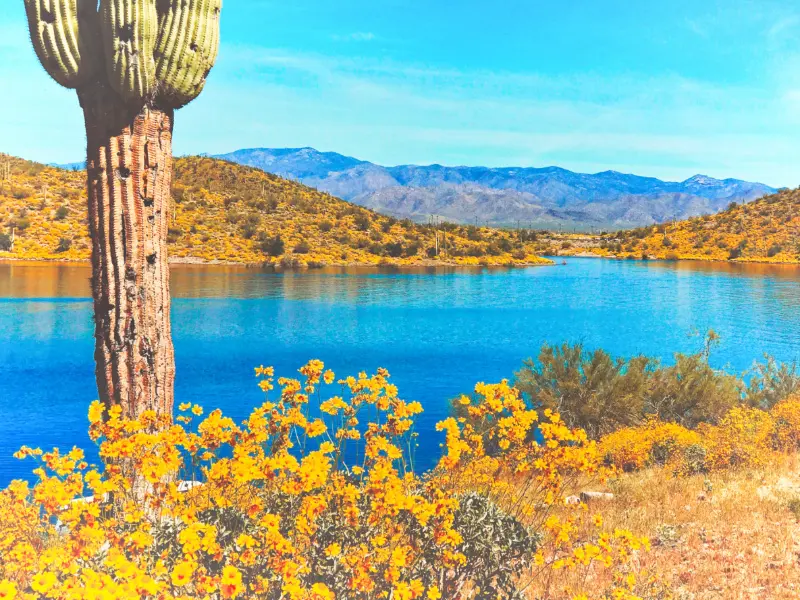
[2,258,800,484]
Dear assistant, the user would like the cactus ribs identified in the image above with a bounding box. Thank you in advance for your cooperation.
[24,0,222,419]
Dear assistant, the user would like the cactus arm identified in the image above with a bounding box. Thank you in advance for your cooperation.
[100,0,158,103]
[155,0,222,108]
[24,0,98,88]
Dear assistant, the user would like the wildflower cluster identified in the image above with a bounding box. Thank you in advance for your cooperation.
[600,394,800,474]
[0,362,651,599]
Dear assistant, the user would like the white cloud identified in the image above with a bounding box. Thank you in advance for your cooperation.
[767,14,800,41]
[331,32,376,42]
[191,46,800,187]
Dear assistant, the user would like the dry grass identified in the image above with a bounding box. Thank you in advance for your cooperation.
[593,455,800,599]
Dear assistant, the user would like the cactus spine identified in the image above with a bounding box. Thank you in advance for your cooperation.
[155,0,222,108]
[25,0,221,107]
[24,0,100,88]
[24,0,222,419]
[100,0,158,103]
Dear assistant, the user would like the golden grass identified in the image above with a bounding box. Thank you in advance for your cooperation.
[594,455,800,599]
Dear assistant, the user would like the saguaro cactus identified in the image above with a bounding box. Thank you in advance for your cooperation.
[24,0,222,419]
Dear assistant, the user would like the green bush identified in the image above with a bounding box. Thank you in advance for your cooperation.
[513,332,765,438]
[514,343,653,438]
[258,235,285,257]
[56,237,72,253]
[293,240,311,254]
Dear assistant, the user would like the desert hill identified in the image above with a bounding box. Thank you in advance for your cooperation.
[0,154,549,267]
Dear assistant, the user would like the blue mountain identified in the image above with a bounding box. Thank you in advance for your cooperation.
[215,147,777,229]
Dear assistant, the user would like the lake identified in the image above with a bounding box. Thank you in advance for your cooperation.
[2,258,800,485]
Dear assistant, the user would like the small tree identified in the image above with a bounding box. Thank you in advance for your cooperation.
[56,237,72,253]
[259,235,285,257]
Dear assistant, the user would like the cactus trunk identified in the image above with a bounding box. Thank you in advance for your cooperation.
[78,81,175,419]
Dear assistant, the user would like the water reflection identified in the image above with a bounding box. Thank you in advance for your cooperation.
[2,258,800,484]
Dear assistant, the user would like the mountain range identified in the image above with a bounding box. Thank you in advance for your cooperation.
[58,148,778,230]
[213,148,778,230]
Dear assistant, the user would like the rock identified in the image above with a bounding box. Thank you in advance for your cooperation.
[580,491,614,502]
[177,480,203,493]
[564,495,581,505]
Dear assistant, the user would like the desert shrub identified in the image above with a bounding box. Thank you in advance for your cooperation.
[770,395,800,451]
[646,352,741,428]
[599,419,701,472]
[10,217,30,231]
[54,205,68,220]
[0,234,11,251]
[700,407,774,470]
[745,356,800,409]
[514,343,655,438]
[0,364,651,600]
[404,241,422,257]
[353,213,371,231]
[240,223,257,239]
[767,244,782,257]
[167,227,183,244]
[293,240,311,254]
[516,335,749,440]
[728,239,747,260]
[56,237,72,253]
[788,497,800,522]
[448,493,541,599]
[383,241,404,258]
[512,249,527,260]
[259,235,285,257]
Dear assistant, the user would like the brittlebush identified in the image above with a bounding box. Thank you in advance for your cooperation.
[0,362,653,600]
[600,396,800,475]
[599,420,701,473]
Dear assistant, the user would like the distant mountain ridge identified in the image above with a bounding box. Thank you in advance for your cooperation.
[215,147,777,230]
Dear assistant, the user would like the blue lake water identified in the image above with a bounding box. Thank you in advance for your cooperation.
[2,258,800,485]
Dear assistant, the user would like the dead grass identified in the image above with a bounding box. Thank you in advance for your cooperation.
[594,454,800,599]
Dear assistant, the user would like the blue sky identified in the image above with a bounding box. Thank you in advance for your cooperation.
[2,0,800,186]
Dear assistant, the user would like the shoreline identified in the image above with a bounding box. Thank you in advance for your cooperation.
[5,253,800,269]
[0,256,554,270]
[552,252,800,267]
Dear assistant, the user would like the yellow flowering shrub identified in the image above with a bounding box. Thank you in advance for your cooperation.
[598,400,800,476]
[0,362,651,600]
[599,420,701,473]
[699,407,775,471]
[769,394,800,451]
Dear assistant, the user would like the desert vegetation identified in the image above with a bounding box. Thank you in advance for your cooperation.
[4,337,800,598]
[0,361,653,600]
[0,154,550,268]
[543,188,800,264]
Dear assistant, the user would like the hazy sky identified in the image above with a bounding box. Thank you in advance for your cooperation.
[2,0,800,186]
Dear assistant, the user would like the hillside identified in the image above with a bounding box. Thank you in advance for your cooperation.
[0,154,549,267]
[215,147,777,229]
[570,187,800,263]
